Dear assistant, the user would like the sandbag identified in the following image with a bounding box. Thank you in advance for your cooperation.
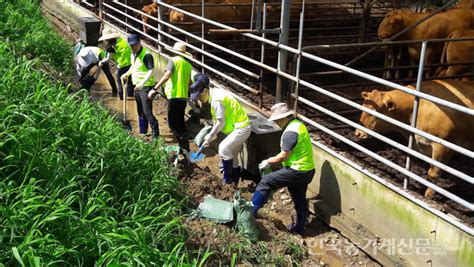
[233,191,259,241]
[194,124,212,147]
[194,195,234,224]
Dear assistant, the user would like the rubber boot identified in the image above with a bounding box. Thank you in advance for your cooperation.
[232,167,240,187]
[138,117,148,135]
[222,159,233,184]
[251,191,267,216]
[288,206,307,235]
[150,121,160,139]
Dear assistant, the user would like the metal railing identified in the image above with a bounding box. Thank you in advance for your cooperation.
[82,0,473,234]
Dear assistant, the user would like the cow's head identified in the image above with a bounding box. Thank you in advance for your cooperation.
[355,90,396,139]
[378,10,404,39]
[169,9,185,23]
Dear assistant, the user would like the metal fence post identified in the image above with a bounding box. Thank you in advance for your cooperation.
[359,0,371,44]
[275,0,292,103]
[404,41,428,189]
[292,1,305,113]
[157,0,163,52]
[124,0,128,33]
[98,0,103,19]
[259,3,267,108]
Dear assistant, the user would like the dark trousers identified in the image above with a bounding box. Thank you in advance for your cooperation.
[256,167,315,221]
[135,87,159,136]
[167,98,189,152]
[116,65,134,100]
[80,62,117,94]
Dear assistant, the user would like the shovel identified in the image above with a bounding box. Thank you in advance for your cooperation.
[120,78,132,131]
[189,145,205,163]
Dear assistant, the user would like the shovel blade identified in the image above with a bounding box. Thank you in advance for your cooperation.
[189,152,205,163]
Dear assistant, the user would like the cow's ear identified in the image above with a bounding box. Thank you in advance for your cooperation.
[361,91,370,99]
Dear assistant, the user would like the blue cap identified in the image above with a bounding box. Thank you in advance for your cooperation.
[190,74,210,100]
[127,34,140,45]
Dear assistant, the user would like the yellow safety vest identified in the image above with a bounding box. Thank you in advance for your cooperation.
[165,56,192,99]
[282,119,315,171]
[210,89,250,135]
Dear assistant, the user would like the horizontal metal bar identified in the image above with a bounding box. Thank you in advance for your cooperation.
[81,0,95,8]
[297,37,474,52]
[296,95,474,184]
[208,28,281,34]
[298,114,474,211]
[310,139,474,236]
[103,3,260,81]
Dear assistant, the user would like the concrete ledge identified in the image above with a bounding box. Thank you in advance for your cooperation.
[308,144,473,266]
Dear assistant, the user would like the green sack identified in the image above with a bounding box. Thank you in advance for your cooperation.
[195,195,234,224]
[233,191,259,241]
[194,124,212,147]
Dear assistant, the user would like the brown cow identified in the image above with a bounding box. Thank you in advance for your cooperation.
[141,2,158,34]
[141,0,239,34]
[355,80,474,198]
[378,8,474,70]
[436,29,474,78]
[459,0,474,9]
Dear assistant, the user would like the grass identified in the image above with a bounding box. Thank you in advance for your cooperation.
[0,0,194,265]
[0,1,309,265]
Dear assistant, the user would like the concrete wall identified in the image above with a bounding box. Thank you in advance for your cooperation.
[307,145,474,267]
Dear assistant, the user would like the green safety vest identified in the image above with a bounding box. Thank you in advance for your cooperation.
[282,119,315,172]
[131,47,155,87]
[112,37,131,68]
[165,56,192,99]
[210,89,250,135]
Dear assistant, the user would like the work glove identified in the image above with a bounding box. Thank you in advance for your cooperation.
[202,133,213,147]
[147,89,157,99]
[258,160,271,171]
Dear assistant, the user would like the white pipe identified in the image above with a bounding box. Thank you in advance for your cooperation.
[298,114,474,211]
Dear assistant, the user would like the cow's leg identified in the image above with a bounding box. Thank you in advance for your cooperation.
[425,143,453,198]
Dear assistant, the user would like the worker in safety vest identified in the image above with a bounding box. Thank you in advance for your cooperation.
[98,29,134,100]
[150,42,192,157]
[121,34,159,138]
[252,103,315,235]
[190,74,251,186]
[75,46,117,93]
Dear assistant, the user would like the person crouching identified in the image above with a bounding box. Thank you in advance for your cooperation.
[191,75,251,187]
